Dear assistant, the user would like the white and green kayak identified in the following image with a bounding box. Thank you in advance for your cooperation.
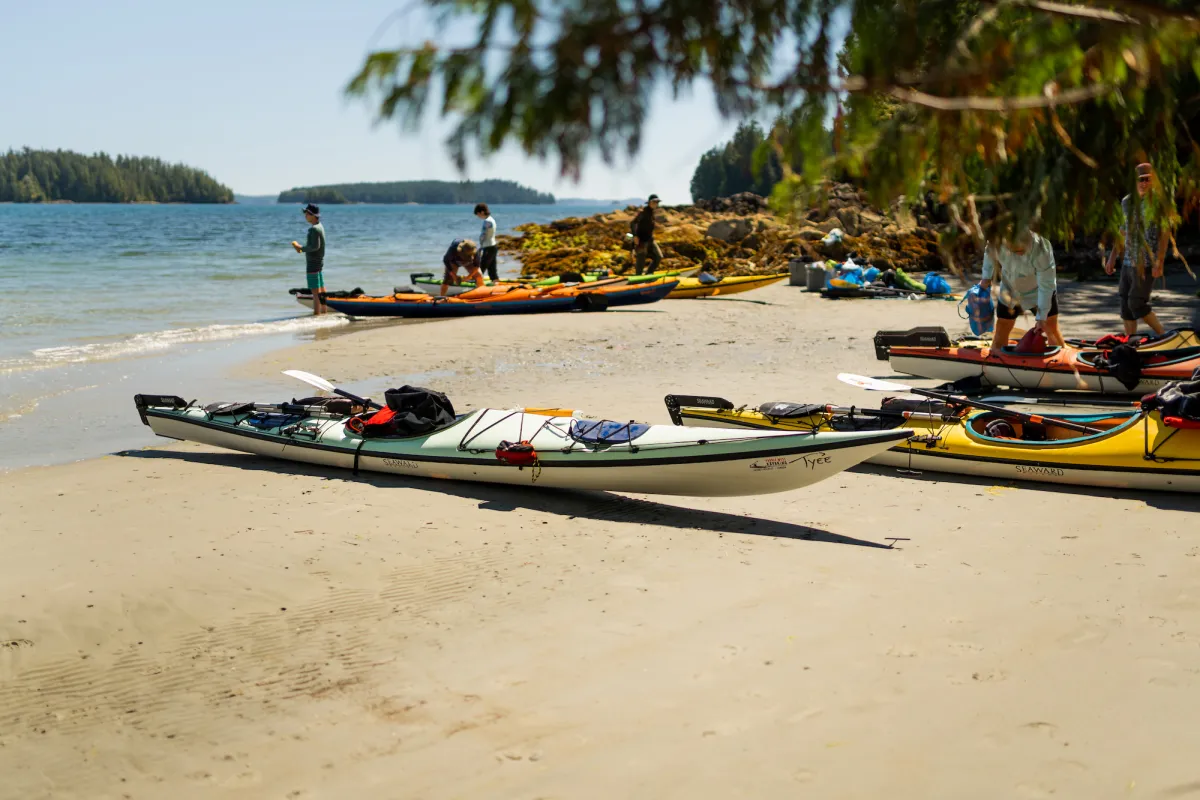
[134,393,910,497]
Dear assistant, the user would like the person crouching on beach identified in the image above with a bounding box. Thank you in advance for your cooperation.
[1104,163,1169,337]
[440,239,485,296]
[979,228,1066,350]
[292,203,326,316]
[475,203,499,282]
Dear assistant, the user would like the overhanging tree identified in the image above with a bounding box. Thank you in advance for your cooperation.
[346,1,1200,265]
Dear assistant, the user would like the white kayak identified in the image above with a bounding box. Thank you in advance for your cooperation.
[134,394,911,497]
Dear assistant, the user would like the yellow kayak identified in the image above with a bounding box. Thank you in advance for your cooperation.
[667,273,788,299]
[664,394,1200,492]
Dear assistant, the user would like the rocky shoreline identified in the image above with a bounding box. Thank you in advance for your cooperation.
[499,185,947,279]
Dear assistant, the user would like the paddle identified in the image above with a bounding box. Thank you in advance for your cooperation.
[282,369,382,410]
[837,373,1105,435]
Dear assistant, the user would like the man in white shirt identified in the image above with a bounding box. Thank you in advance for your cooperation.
[475,203,499,281]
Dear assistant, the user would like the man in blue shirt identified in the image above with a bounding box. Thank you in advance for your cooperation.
[440,238,484,296]
[979,230,1065,350]
[1104,163,1168,336]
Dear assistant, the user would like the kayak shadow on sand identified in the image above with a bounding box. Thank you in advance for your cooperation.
[117,448,896,549]
[850,463,1200,513]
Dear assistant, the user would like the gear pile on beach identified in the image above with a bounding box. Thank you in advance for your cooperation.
[498,184,947,280]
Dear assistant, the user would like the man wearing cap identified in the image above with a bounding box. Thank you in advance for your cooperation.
[1104,163,1168,336]
[292,203,327,316]
[630,194,663,275]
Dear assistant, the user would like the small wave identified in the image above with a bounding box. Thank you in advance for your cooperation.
[209,272,292,281]
[0,315,350,374]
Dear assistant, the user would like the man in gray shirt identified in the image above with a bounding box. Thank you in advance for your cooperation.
[1104,164,1168,336]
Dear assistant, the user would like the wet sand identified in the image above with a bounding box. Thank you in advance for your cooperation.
[2,279,1199,799]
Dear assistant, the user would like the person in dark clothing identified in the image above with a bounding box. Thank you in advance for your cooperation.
[630,194,663,275]
[291,203,326,315]
[1105,163,1169,336]
[475,203,499,281]
[440,238,484,296]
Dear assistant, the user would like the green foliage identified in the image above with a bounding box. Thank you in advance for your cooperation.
[0,148,233,203]
[690,122,784,202]
[349,0,1200,250]
[277,179,554,204]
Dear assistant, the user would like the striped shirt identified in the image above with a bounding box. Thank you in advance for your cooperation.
[1120,194,1159,274]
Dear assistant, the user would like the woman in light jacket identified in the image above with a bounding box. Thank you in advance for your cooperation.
[979,230,1066,350]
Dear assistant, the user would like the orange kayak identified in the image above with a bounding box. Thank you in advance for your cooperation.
[887,342,1200,394]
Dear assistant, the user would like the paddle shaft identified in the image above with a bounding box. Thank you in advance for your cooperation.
[333,387,383,410]
[905,387,1103,434]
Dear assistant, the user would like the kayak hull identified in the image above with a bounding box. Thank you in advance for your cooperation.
[667,273,788,299]
[324,294,581,317]
[137,400,912,497]
[669,400,1200,493]
[888,344,1200,394]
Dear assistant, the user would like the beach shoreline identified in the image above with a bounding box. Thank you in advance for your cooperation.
[3,281,1200,799]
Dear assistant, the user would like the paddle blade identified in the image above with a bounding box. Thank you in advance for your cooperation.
[837,373,913,393]
[282,369,336,393]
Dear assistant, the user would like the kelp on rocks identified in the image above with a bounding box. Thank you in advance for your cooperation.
[499,189,947,279]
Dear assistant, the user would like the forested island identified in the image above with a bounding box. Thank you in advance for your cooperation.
[0,149,233,204]
[277,179,554,205]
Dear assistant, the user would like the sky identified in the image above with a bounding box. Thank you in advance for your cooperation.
[0,0,751,203]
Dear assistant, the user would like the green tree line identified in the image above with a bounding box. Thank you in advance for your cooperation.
[277,179,555,205]
[690,122,785,203]
[0,148,234,203]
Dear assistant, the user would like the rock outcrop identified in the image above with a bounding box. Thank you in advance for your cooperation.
[499,184,948,279]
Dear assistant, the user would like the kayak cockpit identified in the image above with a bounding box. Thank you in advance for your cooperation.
[964,410,1141,445]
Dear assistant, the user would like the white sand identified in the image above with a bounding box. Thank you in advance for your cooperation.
[2,282,1198,799]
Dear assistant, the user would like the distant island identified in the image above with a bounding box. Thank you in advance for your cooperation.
[233,194,278,205]
[277,179,554,205]
[0,148,233,204]
[558,197,646,206]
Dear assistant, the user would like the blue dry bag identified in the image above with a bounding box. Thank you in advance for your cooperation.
[959,282,996,336]
[923,272,952,295]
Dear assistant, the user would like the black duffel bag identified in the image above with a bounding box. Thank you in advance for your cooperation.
[380,385,457,436]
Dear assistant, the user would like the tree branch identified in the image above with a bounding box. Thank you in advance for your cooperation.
[886,82,1112,111]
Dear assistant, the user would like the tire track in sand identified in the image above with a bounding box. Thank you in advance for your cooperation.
[0,548,517,793]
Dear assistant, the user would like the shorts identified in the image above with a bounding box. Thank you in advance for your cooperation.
[480,246,499,280]
[306,271,325,291]
[1118,265,1153,320]
[996,291,1058,320]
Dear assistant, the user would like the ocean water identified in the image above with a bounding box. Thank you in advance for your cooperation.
[0,202,623,469]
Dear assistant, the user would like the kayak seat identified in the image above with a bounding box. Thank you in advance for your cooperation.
[570,419,650,444]
[1163,416,1200,430]
[758,402,825,418]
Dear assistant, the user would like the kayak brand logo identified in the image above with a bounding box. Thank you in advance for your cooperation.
[750,452,833,471]
[1015,465,1066,477]
[382,458,420,470]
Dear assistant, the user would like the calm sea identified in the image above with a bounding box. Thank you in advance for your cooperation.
[0,202,623,469]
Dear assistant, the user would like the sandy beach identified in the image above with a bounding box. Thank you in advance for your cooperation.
[3,279,1200,799]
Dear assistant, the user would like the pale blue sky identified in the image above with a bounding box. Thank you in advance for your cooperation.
[0,0,752,203]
